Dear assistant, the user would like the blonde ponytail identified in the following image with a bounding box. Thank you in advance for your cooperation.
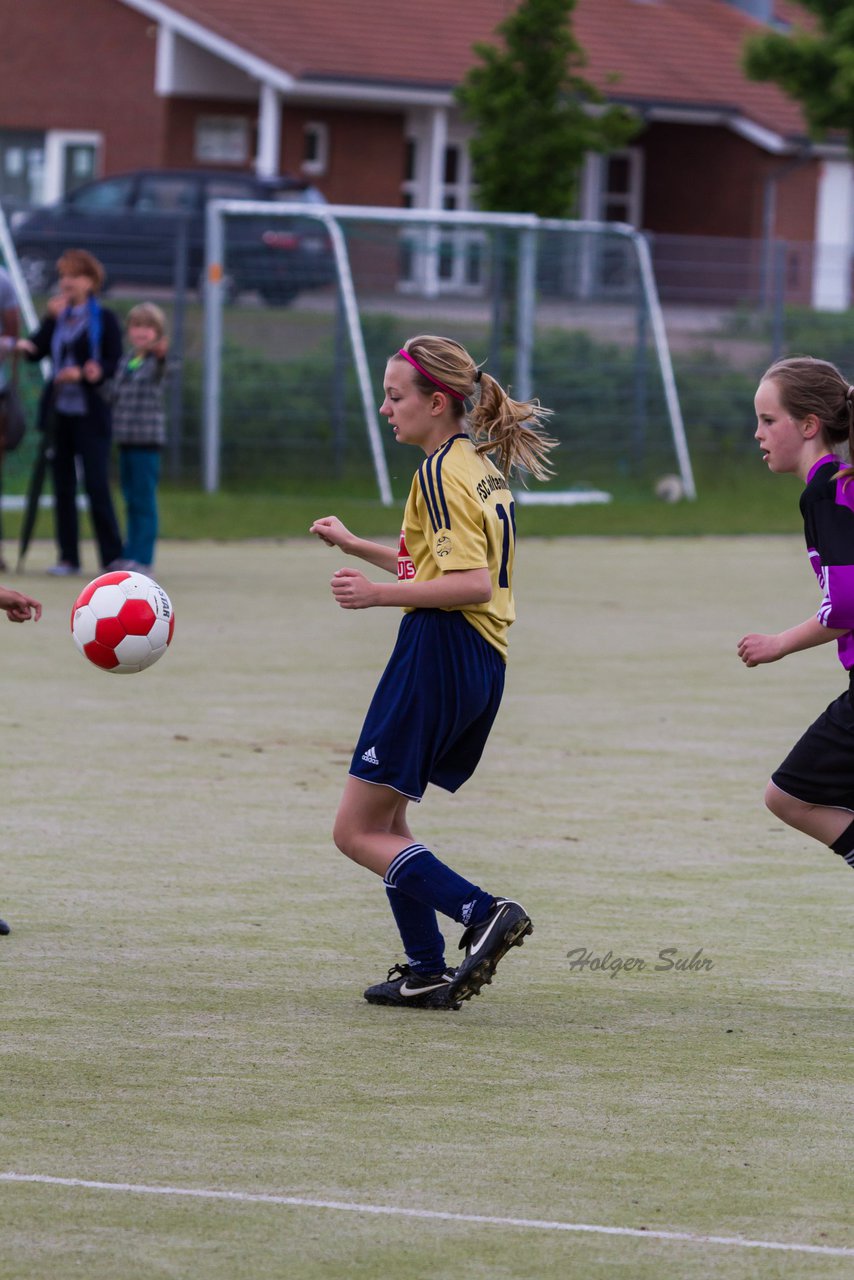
[397,334,558,480]
[469,373,557,480]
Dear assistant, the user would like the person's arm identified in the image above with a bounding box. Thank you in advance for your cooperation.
[310,515,399,575]
[16,316,53,362]
[742,485,854,667]
[329,564,491,610]
[0,271,18,353]
[738,616,849,667]
[0,303,18,361]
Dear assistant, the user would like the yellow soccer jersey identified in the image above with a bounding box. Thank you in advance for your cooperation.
[397,433,516,660]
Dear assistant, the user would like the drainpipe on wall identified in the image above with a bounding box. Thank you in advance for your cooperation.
[423,107,448,298]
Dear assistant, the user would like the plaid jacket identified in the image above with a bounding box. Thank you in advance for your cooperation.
[109,352,167,446]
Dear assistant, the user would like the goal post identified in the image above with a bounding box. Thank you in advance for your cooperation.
[203,201,695,502]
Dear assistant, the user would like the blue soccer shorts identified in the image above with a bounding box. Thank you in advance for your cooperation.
[349,608,505,801]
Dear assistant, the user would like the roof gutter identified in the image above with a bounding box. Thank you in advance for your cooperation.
[643,102,846,158]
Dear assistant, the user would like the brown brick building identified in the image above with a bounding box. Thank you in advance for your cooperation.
[0,0,850,307]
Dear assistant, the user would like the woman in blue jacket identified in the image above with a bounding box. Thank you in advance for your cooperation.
[18,249,123,575]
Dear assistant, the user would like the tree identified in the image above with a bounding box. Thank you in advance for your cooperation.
[456,0,638,218]
[743,2,854,146]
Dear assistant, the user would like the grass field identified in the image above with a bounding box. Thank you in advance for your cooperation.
[2,534,854,1279]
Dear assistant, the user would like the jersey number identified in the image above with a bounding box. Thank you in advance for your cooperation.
[496,501,516,589]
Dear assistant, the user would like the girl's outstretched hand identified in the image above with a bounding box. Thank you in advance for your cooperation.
[737,633,783,667]
[310,515,354,551]
[0,588,42,622]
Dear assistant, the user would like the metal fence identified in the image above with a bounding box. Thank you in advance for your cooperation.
[1,192,845,505]
[204,203,701,503]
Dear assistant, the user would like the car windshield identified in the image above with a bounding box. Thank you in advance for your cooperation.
[267,184,326,205]
[205,179,259,201]
[136,177,198,213]
[68,177,134,210]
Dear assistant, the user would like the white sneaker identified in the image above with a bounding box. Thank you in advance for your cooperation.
[47,562,81,577]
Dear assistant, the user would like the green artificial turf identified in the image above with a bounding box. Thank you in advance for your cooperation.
[1,537,853,1277]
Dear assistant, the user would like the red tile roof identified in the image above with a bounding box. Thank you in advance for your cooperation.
[153,0,517,86]
[575,0,810,138]
[153,0,813,139]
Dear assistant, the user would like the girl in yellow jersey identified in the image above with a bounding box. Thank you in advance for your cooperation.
[311,335,556,1009]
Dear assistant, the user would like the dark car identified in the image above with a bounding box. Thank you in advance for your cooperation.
[11,169,335,304]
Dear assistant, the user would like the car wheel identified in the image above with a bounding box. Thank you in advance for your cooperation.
[17,251,52,294]
[258,285,299,307]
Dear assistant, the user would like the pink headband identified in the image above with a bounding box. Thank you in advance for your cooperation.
[397,349,466,402]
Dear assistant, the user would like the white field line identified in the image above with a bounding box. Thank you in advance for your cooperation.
[2,1173,854,1259]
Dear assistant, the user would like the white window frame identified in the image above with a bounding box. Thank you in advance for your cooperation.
[400,113,484,296]
[42,130,102,203]
[577,147,644,298]
[301,122,329,177]
[581,147,644,226]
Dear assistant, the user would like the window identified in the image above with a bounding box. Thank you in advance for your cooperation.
[69,176,134,211]
[195,116,250,165]
[302,122,329,176]
[135,176,198,213]
[583,149,643,227]
[400,133,483,295]
[205,178,257,201]
[16,130,103,205]
[266,181,324,204]
[578,148,644,297]
[0,129,45,204]
[62,144,97,196]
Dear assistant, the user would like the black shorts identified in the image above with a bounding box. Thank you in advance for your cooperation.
[772,674,854,809]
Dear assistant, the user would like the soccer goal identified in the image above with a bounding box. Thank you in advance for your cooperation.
[203,201,695,504]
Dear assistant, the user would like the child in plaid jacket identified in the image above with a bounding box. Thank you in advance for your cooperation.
[111,303,168,572]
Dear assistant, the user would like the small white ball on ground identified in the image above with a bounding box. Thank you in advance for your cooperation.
[654,474,685,503]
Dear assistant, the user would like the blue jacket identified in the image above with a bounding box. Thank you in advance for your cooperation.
[24,303,123,435]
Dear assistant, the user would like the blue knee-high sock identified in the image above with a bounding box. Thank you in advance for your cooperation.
[385,886,446,975]
[384,844,493,927]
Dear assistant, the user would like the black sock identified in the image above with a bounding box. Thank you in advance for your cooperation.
[830,818,854,868]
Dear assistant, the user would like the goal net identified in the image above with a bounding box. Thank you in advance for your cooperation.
[203,202,693,505]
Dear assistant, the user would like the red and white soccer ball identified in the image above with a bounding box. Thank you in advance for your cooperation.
[71,571,175,673]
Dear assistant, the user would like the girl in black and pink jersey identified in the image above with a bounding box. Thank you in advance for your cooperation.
[739,356,854,872]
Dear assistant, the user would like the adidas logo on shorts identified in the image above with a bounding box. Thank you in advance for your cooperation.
[361,745,379,765]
